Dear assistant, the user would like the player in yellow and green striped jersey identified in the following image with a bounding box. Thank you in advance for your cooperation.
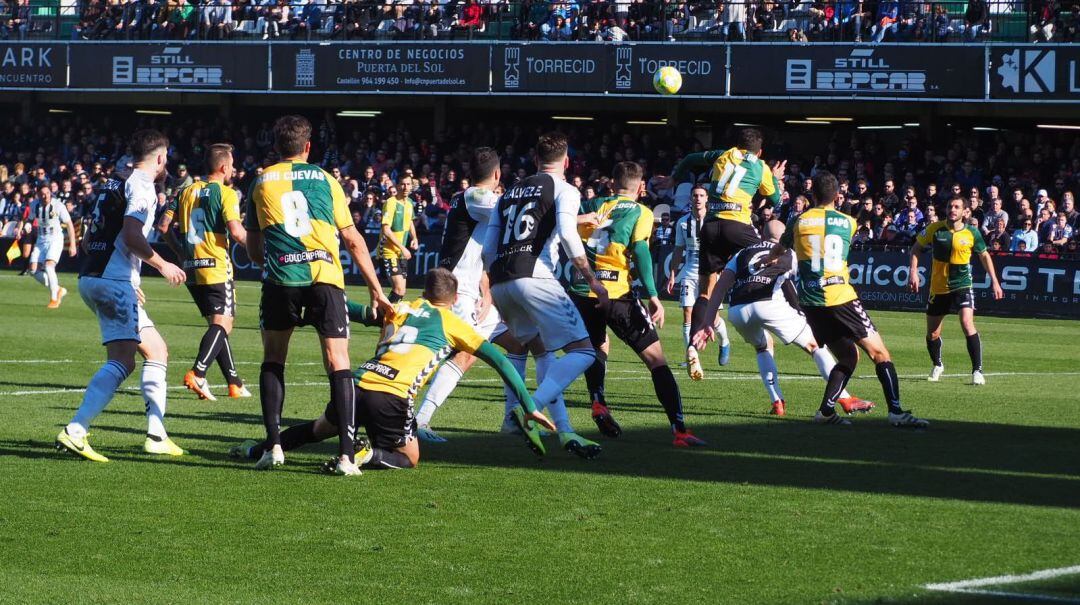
[909,197,1004,385]
[775,171,928,429]
[244,115,390,476]
[158,143,250,402]
[378,176,419,303]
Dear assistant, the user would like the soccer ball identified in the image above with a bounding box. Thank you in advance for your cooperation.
[653,66,683,95]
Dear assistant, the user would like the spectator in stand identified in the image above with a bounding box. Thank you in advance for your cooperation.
[653,212,673,246]
[870,0,898,42]
[458,0,486,34]
[1037,207,1055,242]
[163,0,196,40]
[720,0,748,41]
[982,198,1008,236]
[1049,213,1074,247]
[201,0,234,39]
[1062,192,1078,228]
[1010,218,1039,252]
[964,0,989,40]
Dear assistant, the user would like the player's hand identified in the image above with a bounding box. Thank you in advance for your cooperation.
[654,175,675,190]
[577,212,599,229]
[401,248,412,261]
[691,327,714,351]
[476,292,493,324]
[771,159,788,179]
[527,409,557,433]
[371,289,394,316]
[68,245,77,257]
[647,296,665,329]
[665,274,676,295]
[135,286,146,306]
[159,261,186,286]
[908,273,920,293]
[991,281,1004,300]
[408,239,419,251]
[589,280,609,311]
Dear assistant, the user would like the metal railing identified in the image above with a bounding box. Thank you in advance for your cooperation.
[0,0,1060,43]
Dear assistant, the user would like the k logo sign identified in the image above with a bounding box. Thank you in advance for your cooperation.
[997,49,1055,93]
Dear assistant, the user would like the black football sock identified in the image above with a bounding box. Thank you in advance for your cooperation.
[193,325,227,378]
[926,336,943,367]
[650,365,686,432]
[688,296,710,341]
[279,421,320,451]
[330,370,356,463]
[585,357,607,406]
[965,333,983,373]
[215,335,243,386]
[389,291,404,303]
[819,365,852,416]
[875,361,903,414]
[364,448,415,469]
[259,362,285,446]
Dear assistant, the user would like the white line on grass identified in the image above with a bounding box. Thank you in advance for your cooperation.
[924,565,1080,604]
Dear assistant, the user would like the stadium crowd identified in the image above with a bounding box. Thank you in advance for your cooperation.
[1,112,1079,261]
[4,0,1074,43]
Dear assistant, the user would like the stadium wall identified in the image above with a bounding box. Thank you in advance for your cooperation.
[6,235,1078,319]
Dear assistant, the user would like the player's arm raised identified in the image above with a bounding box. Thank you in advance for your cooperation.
[692,268,735,350]
[122,216,185,285]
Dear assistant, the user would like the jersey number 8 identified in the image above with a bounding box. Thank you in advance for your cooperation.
[281,191,313,238]
[807,234,844,272]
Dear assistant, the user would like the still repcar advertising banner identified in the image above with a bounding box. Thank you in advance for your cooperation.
[69,43,269,90]
[989,45,1080,100]
[0,43,66,88]
[4,237,1078,319]
[271,43,489,92]
[729,44,985,98]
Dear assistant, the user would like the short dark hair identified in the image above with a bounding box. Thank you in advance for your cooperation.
[535,132,568,164]
[811,171,839,206]
[691,183,709,195]
[949,196,970,210]
[273,115,311,158]
[737,128,763,154]
[205,143,234,173]
[470,147,500,182]
[612,161,643,191]
[131,129,169,162]
[424,267,458,303]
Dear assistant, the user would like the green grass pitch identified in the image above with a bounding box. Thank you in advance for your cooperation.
[1,272,1077,604]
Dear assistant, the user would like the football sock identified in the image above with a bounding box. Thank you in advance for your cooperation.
[365,448,414,469]
[927,336,943,367]
[277,420,319,452]
[329,369,356,462]
[875,361,903,414]
[215,335,242,386]
[193,325,227,378]
[689,296,709,340]
[259,362,285,446]
[389,291,404,303]
[416,361,463,427]
[69,360,130,437]
[142,360,169,440]
[966,333,982,373]
[714,316,730,346]
[812,348,851,399]
[682,322,691,349]
[819,364,853,415]
[44,265,59,300]
[534,351,580,433]
[503,353,527,416]
[584,356,607,405]
[650,365,686,432]
[31,268,47,289]
[756,351,784,403]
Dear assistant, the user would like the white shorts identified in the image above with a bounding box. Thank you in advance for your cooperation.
[79,276,155,345]
[491,277,588,351]
[30,236,63,264]
[451,295,505,341]
[729,298,811,350]
[678,275,723,311]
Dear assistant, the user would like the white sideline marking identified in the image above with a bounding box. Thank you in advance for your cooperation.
[924,565,1080,603]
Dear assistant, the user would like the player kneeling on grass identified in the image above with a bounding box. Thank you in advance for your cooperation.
[569,161,706,447]
[230,268,556,474]
[908,196,1003,386]
[691,220,874,417]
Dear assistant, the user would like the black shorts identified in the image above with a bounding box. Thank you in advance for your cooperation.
[187,281,235,317]
[926,289,975,316]
[324,386,416,450]
[259,282,349,338]
[803,299,877,345]
[381,257,408,278]
[572,294,660,354]
[698,218,761,281]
